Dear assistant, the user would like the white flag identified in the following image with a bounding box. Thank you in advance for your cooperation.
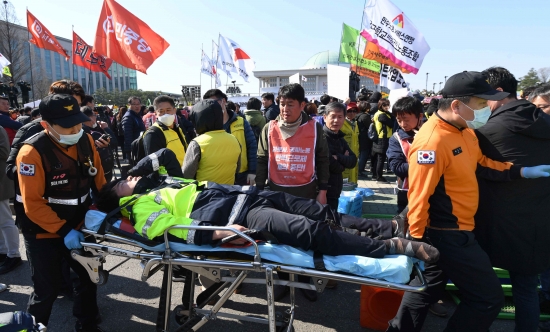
[201,51,222,88]
[211,41,222,88]
[302,75,308,82]
[361,0,430,75]
[219,34,255,82]
[0,52,10,78]
[380,64,408,90]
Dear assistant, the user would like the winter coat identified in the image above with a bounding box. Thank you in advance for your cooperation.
[356,112,372,150]
[122,110,145,153]
[372,110,393,154]
[386,128,415,180]
[223,110,257,173]
[244,109,266,143]
[264,103,280,121]
[0,126,14,201]
[474,99,550,274]
[323,125,357,200]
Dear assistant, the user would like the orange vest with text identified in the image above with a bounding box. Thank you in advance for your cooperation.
[268,120,316,186]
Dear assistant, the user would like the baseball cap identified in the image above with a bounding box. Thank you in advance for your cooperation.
[441,71,509,100]
[39,94,90,128]
[346,102,358,110]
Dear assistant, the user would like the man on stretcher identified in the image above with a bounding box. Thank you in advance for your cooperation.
[95,149,439,263]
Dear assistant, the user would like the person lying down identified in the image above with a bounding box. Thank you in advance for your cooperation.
[95,149,439,263]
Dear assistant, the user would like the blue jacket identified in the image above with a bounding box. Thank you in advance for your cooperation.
[386,128,415,180]
[223,110,257,173]
[264,103,280,121]
[122,110,145,152]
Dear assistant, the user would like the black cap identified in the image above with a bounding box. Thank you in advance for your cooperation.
[0,94,8,101]
[441,71,509,100]
[39,94,90,128]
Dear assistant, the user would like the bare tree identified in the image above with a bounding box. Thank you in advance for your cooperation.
[538,67,550,84]
[0,1,31,84]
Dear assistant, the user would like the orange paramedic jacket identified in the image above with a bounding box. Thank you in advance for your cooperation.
[16,132,106,239]
[407,113,522,239]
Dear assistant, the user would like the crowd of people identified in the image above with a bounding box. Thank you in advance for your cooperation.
[0,67,549,331]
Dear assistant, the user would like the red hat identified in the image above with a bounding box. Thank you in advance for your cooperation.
[346,102,358,110]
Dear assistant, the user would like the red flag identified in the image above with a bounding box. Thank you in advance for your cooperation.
[92,0,170,74]
[72,31,113,79]
[27,10,70,60]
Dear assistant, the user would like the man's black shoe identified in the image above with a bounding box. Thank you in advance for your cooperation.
[300,288,318,302]
[376,177,388,183]
[74,322,105,332]
[540,320,550,332]
[0,253,6,264]
[540,297,550,314]
[274,286,289,301]
[0,257,22,275]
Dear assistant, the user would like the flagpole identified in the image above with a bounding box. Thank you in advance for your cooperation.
[26,7,35,102]
[199,43,204,97]
[210,42,213,89]
[338,23,343,67]
[358,0,367,82]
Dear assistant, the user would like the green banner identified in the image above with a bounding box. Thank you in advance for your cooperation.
[1,66,11,77]
[339,23,380,73]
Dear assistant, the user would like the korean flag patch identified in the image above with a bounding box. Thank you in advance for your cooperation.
[20,163,35,176]
[417,150,435,164]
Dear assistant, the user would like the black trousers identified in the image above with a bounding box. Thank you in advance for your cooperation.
[24,236,99,328]
[8,96,19,108]
[387,229,504,332]
[396,190,408,214]
[372,152,387,179]
[242,191,392,257]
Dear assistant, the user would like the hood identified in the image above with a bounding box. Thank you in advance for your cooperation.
[244,109,264,126]
[369,92,382,103]
[491,99,550,140]
[190,100,223,135]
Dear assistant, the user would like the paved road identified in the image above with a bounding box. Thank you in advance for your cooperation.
[0,169,517,331]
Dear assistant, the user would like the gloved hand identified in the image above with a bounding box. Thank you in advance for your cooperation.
[247,174,256,186]
[64,229,84,249]
[522,165,550,179]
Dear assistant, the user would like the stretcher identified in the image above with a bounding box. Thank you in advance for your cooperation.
[72,210,427,332]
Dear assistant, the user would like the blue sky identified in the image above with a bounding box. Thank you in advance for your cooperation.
[9,0,550,95]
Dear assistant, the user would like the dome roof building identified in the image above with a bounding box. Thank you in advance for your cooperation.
[253,50,380,97]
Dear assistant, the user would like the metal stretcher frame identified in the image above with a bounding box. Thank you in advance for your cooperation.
[73,224,427,332]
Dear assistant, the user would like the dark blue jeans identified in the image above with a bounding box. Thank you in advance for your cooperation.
[358,148,371,174]
[509,272,540,332]
[540,268,550,300]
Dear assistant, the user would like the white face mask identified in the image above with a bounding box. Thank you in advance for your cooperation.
[158,114,175,127]
[459,102,491,129]
[49,125,84,145]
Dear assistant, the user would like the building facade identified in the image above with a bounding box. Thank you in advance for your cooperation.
[1,21,137,98]
[253,50,387,96]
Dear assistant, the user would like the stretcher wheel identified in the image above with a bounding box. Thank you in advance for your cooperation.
[173,305,189,325]
[173,313,204,332]
[97,270,109,286]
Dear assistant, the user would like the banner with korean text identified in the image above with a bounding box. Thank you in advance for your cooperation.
[27,10,70,60]
[339,23,380,73]
[93,0,169,74]
[380,64,408,90]
[73,31,113,79]
[360,0,430,75]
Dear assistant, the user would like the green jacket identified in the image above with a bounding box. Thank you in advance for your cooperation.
[256,111,330,199]
[120,179,204,242]
[244,109,266,129]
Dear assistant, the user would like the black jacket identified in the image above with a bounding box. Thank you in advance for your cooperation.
[122,110,145,152]
[474,99,550,274]
[323,125,357,199]
[264,103,280,121]
[372,110,393,154]
[356,112,372,150]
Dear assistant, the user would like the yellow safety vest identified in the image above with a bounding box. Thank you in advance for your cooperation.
[374,110,393,139]
[229,117,248,173]
[150,122,187,166]
[194,130,241,185]
[341,119,359,183]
